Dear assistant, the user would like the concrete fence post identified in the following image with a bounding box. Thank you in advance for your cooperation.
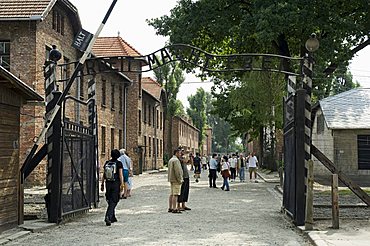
[332,174,339,229]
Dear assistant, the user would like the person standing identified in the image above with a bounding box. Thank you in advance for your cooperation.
[221,156,230,191]
[118,149,131,199]
[238,154,246,182]
[248,152,259,182]
[101,149,124,226]
[201,154,208,170]
[193,152,201,182]
[178,148,191,211]
[168,148,184,213]
[208,153,218,188]
[229,154,237,182]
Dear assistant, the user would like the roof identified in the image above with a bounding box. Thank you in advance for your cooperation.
[0,65,43,101]
[142,77,163,102]
[0,0,81,33]
[319,88,370,129]
[93,36,142,57]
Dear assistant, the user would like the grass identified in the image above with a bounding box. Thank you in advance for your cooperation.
[316,188,370,196]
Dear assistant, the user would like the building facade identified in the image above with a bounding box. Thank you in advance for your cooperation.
[172,116,200,154]
[141,77,166,170]
[0,66,43,231]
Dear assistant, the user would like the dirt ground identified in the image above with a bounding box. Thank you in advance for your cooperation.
[12,171,312,246]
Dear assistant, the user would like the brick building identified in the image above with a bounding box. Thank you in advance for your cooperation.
[172,115,200,154]
[141,77,166,171]
[203,127,212,156]
[0,0,84,185]
[92,36,144,174]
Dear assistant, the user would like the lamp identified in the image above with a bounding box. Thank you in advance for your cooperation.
[305,33,319,52]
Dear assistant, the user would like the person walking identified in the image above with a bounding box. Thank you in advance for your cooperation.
[221,156,230,191]
[178,148,191,211]
[229,154,237,182]
[208,153,218,188]
[238,154,246,182]
[101,149,124,226]
[248,152,259,182]
[168,148,184,213]
[118,149,131,199]
[193,152,201,182]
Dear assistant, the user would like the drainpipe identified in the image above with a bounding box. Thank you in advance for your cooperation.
[124,85,128,148]
[154,102,160,170]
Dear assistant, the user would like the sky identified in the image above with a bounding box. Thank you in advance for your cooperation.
[70,0,370,108]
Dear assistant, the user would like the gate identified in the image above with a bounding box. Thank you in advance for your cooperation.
[60,96,98,216]
[282,77,307,225]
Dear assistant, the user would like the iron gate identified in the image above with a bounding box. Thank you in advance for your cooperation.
[283,85,306,226]
[60,96,98,217]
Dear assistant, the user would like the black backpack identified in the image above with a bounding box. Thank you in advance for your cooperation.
[104,161,117,181]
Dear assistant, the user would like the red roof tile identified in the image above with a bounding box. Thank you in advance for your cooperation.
[0,0,52,19]
[93,36,142,57]
[142,77,163,101]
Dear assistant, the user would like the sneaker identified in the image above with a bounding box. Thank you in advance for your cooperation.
[105,218,111,226]
[195,179,199,183]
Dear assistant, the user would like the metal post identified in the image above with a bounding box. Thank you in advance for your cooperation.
[305,160,314,230]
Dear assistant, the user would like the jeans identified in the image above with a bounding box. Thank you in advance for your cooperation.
[239,167,245,181]
[222,177,229,190]
[209,169,217,187]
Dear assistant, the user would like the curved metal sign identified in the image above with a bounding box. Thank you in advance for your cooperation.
[63,44,303,77]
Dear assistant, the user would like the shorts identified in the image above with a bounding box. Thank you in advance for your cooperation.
[170,183,182,195]
[249,167,257,173]
[123,169,129,182]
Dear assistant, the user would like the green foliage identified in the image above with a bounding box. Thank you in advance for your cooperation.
[187,88,207,148]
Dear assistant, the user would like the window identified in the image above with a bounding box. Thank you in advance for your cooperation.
[111,83,115,110]
[317,113,324,134]
[0,41,10,70]
[119,85,123,113]
[358,135,370,170]
[138,110,142,135]
[119,129,123,149]
[102,79,106,106]
[149,137,151,157]
[153,138,156,158]
[45,45,52,61]
[101,126,106,154]
[52,10,65,35]
[111,128,115,151]
[143,102,147,123]
[160,140,162,157]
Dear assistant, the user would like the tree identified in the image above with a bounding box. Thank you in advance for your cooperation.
[154,62,185,155]
[148,0,369,97]
[187,88,207,150]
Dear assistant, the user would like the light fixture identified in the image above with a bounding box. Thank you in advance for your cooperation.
[305,33,319,52]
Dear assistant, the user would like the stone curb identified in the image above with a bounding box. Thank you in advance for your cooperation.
[0,231,31,245]
[296,227,330,246]
[256,171,280,183]
[0,220,56,245]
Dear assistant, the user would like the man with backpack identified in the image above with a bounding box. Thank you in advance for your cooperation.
[101,149,124,226]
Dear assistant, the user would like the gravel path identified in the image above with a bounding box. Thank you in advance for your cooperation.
[11,172,311,246]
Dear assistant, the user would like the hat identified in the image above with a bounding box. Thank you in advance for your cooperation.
[119,149,126,155]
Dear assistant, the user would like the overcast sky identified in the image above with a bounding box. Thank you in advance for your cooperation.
[70,0,370,108]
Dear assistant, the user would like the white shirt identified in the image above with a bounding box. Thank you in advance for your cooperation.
[201,156,207,165]
[221,161,230,171]
[118,154,131,170]
[248,156,258,168]
[230,157,237,168]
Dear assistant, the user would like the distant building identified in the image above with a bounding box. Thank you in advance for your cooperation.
[172,116,200,154]
[140,77,166,170]
[312,88,370,183]
[203,127,212,156]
